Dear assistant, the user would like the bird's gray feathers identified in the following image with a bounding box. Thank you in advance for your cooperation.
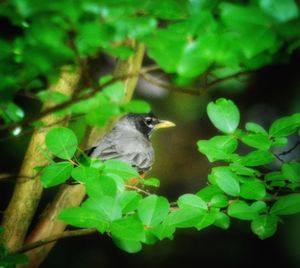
[87,116,155,172]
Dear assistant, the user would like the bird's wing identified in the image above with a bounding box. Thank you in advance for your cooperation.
[86,130,154,172]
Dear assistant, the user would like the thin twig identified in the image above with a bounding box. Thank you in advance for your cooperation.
[279,141,300,156]
[14,228,97,254]
[125,185,151,196]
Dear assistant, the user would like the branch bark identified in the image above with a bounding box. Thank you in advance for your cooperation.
[22,42,145,268]
[1,68,81,251]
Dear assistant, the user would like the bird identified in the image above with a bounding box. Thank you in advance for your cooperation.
[85,113,175,183]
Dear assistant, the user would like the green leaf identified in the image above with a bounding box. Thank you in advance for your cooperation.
[165,207,205,228]
[103,81,125,102]
[271,137,288,147]
[259,0,299,23]
[197,135,238,162]
[196,184,223,201]
[212,167,240,196]
[207,98,240,134]
[245,122,268,135]
[282,162,300,182]
[104,160,139,180]
[210,194,229,208]
[138,195,170,227]
[143,177,160,187]
[214,212,230,229]
[270,193,300,215]
[123,100,151,113]
[228,200,258,220]
[151,222,176,240]
[239,132,271,150]
[45,127,78,160]
[113,239,142,253]
[251,201,267,213]
[238,150,275,167]
[251,214,278,239]
[119,191,142,213]
[229,163,260,177]
[177,194,208,210]
[111,215,145,241]
[85,175,118,199]
[2,102,24,122]
[82,196,122,222]
[59,207,109,231]
[195,210,217,230]
[37,90,69,104]
[71,166,100,183]
[269,114,300,137]
[40,162,73,188]
[240,180,266,200]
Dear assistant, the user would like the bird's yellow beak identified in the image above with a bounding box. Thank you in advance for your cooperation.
[154,120,176,129]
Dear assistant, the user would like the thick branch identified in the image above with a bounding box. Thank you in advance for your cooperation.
[23,42,145,268]
[1,68,81,251]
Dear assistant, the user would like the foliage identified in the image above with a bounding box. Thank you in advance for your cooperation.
[38,98,300,252]
[1,0,300,126]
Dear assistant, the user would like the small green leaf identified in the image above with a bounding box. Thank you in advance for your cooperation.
[197,135,238,162]
[82,196,122,222]
[265,171,284,181]
[251,201,267,213]
[71,166,100,183]
[177,194,208,210]
[195,210,217,230]
[282,162,300,182]
[229,163,260,177]
[238,150,275,167]
[269,113,300,137]
[251,214,278,239]
[111,215,145,241]
[151,222,176,240]
[212,167,240,196]
[239,132,271,150]
[41,162,73,187]
[271,137,288,147]
[85,175,118,199]
[119,191,142,213]
[103,81,125,102]
[214,212,230,229]
[228,200,258,220]
[113,239,142,253]
[270,193,300,215]
[37,90,69,103]
[245,122,268,135]
[210,194,229,208]
[59,207,108,231]
[123,100,151,113]
[240,180,266,200]
[104,160,139,180]
[45,127,78,160]
[196,184,223,201]
[259,0,298,23]
[143,177,160,187]
[165,207,205,228]
[138,195,170,227]
[207,98,240,134]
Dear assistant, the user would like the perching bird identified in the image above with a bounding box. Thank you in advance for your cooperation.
[86,113,175,176]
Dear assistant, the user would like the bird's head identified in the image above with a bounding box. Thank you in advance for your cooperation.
[119,113,175,138]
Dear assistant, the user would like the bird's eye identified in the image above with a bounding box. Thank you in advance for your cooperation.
[144,117,153,126]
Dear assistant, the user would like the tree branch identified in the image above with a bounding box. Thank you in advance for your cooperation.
[22,42,145,268]
[1,68,81,251]
[14,228,97,254]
